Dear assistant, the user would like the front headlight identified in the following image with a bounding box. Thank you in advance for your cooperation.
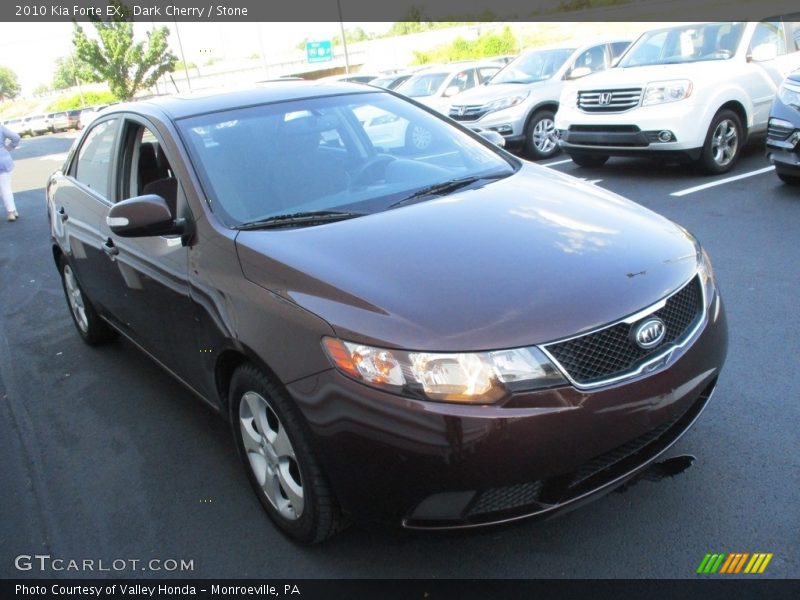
[777,81,800,110]
[485,92,530,113]
[322,337,566,404]
[642,79,693,106]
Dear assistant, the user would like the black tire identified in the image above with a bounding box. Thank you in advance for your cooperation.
[776,169,800,186]
[524,110,560,160]
[570,153,609,168]
[699,109,743,175]
[58,255,116,345]
[230,364,347,543]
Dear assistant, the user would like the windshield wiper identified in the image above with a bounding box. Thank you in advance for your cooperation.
[234,210,364,230]
[387,173,510,210]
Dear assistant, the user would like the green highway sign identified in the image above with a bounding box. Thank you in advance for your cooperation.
[306,40,333,63]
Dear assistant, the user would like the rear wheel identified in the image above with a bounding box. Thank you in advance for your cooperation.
[525,110,560,160]
[230,365,347,543]
[776,169,800,185]
[59,256,116,345]
[699,109,743,174]
[570,153,609,168]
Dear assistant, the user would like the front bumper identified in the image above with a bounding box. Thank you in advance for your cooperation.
[765,109,800,175]
[448,103,529,144]
[555,101,705,156]
[287,286,727,530]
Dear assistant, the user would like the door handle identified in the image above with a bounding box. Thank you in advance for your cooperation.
[58,207,68,222]
[103,237,119,258]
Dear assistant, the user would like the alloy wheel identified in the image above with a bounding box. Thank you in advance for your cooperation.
[239,391,304,520]
[711,119,738,167]
[532,117,558,154]
[63,265,89,334]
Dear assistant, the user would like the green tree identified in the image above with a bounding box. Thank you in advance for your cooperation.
[0,66,21,101]
[52,55,101,90]
[72,0,177,101]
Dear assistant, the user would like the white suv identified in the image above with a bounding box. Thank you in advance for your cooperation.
[556,20,800,173]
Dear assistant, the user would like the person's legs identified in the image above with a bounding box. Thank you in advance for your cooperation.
[0,171,17,219]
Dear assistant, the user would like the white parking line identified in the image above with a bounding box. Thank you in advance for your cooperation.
[670,166,775,197]
[542,158,573,167]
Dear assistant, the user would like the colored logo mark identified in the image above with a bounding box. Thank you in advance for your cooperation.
[696,552,773,574]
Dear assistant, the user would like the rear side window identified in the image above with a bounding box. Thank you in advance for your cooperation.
[74,119,119,199]
[610,42,630,59]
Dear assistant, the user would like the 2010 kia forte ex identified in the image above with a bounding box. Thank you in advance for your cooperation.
[46,81,727,543]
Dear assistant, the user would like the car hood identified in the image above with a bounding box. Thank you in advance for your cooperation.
[577,62,728,88]
[450,82,544,105]
[236,165,700,351]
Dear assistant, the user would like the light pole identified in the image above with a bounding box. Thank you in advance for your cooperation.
[336,0,350,74]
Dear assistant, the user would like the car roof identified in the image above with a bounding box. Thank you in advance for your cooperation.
[101,81,382,121]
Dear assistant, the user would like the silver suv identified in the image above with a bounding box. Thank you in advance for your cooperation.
[448,40,631,159]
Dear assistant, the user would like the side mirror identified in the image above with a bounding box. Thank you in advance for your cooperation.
[567,66,593,80]
[443,85,462,97]
[748,43,778,62]
[106,194,187,239]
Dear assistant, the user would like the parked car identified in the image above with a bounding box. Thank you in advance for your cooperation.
[78,105,108,130]
[556,19,800,173]
[370,72,414,90]
[2,117,24,133]
[47,111,71,132]
[66,109,82,129]
[395,61,503,113]
[319,73,378,84]
[448,40,631,159]
[48,81,727,543]
[765,69,800,184]
[23,114,50,136]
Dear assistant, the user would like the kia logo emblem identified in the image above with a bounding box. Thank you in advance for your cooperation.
[633,317,666,349]
[598,92,613,105]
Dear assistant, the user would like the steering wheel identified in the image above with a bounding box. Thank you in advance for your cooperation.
[349,154,396,188]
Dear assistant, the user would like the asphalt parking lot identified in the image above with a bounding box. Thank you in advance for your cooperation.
[0,130,798,579]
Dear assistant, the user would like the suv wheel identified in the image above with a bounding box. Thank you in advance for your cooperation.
[700,109,743,174]
[569,153,609,168]
[776,169,800,186]
[59,256,116,345]
[230,365,347,543]
[525,110,560,160]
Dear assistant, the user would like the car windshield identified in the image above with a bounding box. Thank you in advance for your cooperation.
[397,73,449,97]
[490,49,575,84]
[619,22,745,67]
[178,91,516,227]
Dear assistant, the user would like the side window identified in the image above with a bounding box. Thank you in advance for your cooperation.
[123,124,178,216]
[74,119,119,198]
[783,20,800,52]
[750,21,787,56]
[572,44,609,74]
[450,69,476,93]
[478,66,500,83]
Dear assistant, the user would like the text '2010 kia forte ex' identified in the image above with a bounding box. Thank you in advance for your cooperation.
[47,82,727,543]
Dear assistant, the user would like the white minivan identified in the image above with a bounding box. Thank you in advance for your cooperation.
[555,20,800,173]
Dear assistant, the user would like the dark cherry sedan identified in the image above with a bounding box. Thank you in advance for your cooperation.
[47,82,727,543]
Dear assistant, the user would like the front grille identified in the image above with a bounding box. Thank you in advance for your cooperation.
[467,481,543,517]
[544,276,703,386]
[767,122,794,142]
[578,88,642,113]
[449,105,490,122]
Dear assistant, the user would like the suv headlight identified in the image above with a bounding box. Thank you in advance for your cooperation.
[642,80,693,106]
[322,337,566,404]
[484,92,530,113]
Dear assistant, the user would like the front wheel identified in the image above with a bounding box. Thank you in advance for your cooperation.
[230,365,347,543]
[699,109,743,174]
[525,110,560,160]
[570,153,609,168]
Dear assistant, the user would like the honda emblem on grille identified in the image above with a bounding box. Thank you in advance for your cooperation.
[457,106,466,116]
[633,317,666,349]
[598,92,613,105]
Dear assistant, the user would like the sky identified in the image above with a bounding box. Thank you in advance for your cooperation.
[0,22,393,95]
